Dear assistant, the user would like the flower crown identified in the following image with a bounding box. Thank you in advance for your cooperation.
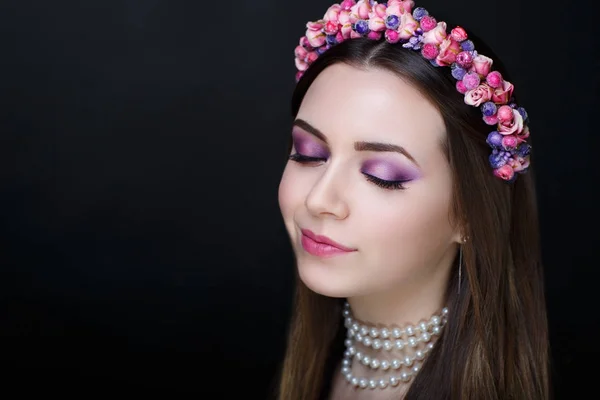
[294,0,531,182]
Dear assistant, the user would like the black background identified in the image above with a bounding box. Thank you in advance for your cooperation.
[1,0,598,398]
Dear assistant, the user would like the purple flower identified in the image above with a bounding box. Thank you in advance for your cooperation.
[355,20,370,35]
[451,65,467,80]
[489,152,508,169]
[518,107,528,121]
[385,15,400,30]
[515,143,531,157]
[412,7,429,21]
[402,35,422,50]
[481,101,497,117]
[486,131,503,148]
[461,40,475,51]
[326,35,337,46]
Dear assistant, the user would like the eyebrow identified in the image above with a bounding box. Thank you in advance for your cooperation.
[292,118,420,167]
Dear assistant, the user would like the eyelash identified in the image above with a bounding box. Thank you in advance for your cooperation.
[288,153,407,190]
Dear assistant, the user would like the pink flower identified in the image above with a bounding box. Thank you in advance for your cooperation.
[483,114,499,125]
[294,45,308,60]
[299,36,313,50]
[464,84,493,106]
[421,43,439,60]
[493,164,515,181]
[496,105,513,122]
[367,31,382,40]
[295,71,304,82]
[470,54,493,77]
[517,125,530,141]
[435,38,461,66]
[485,71,503,88]
[341,23,353,39]
[295,57,309,71]
[335,31,345,43]
[324,4,341,23]
[421,21,447,45]
[387,0,412,15]
[513,155,530,172]
[462,72,480,90]
[372,3,387,18]
[350,1,371,20]
[456,51,473,68]
[385,29,401,43]
[498,109,524,135]
[305,51,318,63]
[420,15,437,32]
[350,30,362,39]
[501,135,518,150]
[340,0,356,11]
[491,80,514,104]
[324,21,339,35]
[456,80,468,94]
[398,11,418,39]
[306,21,324,31]
[306,28,326,47]
[368,16,386,32]
[338,10,351,25]
[450,26,468,42]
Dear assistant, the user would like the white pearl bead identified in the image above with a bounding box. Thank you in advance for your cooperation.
[392,328,402,338]
[342,366,350,374]
[392,359,401,369]
[352,323,360,332]
[415,350,425,360]
[431,315,441,325]
[369,379,377,389]
[427,342,435,350]
[344,316,352,326]
[380,328,390,338]
[359,378,368,388]
[380,360,390,370]
[405,325,415,336]
[356,352,363,360]
[400,372,410,382]
[421,332,431,342]
[369,327,379,338]
[351,377,359,386]
[362,356,371,365]
[442,307,449,315]
[360,325,369,336]
[370,359,380,369]
[355,333,363,342]
[432,325,441,335]
[383,340,393,351]
[413,365,420,374]
[372,339,382,349]
[342,359,351,367]
[363,336,372,347]
[348,346,356,355]
[378,379,388,389]
[345,372,352,382]
[395,339,405,350]
[404,356,413,367]
[344,339,352,348]
[408,337,417,347]
[390,376,399,387]
[418,320,428,332]
[344,350,351,358]
[347,328,355,337]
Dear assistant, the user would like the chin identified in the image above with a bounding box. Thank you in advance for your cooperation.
[296,259,357,298]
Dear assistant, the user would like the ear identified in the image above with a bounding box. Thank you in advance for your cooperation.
[452,223,469,244]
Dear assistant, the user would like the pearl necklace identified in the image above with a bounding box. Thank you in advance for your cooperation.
[339,301,448,390]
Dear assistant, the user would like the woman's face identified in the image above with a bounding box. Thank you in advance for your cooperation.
[278,63,462,299]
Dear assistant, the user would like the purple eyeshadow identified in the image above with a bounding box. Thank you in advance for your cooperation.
[292,130,329,158]
[361,159,420,181]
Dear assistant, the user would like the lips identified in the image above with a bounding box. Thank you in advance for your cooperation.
[300,229,356,252]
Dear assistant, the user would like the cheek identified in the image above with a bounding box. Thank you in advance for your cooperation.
[278,164,309,223]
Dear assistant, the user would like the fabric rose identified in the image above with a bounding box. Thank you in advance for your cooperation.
[324,4,341,23]
[498,109,524,135]
[464,84,493,106]
[398,11,418,39]
[421,21,447,45]
[494,164,515,181]
[470,54,493,77]
[435,38,461,66]
[491,80,514,104]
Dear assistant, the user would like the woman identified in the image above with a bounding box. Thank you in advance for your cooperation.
[276,1,549,399]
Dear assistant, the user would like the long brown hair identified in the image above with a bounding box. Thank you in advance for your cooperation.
[277,35,549,400]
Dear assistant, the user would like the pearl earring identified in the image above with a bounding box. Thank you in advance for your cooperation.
[458,236,468,295]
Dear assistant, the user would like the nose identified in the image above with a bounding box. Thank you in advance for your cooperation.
[305,164,350,220]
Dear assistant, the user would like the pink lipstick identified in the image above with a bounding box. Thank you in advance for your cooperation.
[300,229,357,258]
